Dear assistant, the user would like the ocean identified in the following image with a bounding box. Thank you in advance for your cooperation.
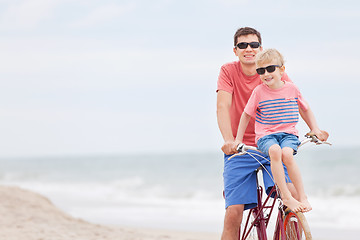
[0,145,359,237]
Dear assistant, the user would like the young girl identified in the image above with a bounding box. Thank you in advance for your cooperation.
[234,49,325,212]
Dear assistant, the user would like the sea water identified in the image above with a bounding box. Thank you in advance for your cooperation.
[0,145,359,235]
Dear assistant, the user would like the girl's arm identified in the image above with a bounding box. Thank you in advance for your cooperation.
[233,112,252,150]
[299,106,328,141]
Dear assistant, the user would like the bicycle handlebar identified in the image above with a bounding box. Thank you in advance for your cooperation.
[298,132,332,148]
[229,133,332,160]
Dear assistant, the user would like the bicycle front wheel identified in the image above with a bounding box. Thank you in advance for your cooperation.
[283,211,312,240]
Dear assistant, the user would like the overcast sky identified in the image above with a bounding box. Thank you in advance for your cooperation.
[0,0,359,157]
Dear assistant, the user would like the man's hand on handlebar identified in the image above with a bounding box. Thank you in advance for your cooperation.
[221,141,238,155]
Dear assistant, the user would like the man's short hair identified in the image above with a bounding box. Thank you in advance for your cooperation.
[234,27,262,46]
[255,48,285,66]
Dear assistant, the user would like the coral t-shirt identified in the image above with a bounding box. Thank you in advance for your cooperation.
[244,81,308,143]
[217,61,290,146]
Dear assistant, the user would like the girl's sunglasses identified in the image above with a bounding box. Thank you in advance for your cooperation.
[236,42,261,49]
[256,65,281,75]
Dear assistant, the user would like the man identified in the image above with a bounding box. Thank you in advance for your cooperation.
[216,27,327,240]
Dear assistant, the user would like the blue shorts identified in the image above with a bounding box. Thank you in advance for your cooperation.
[223,150,291,210]
[257,132,301,156]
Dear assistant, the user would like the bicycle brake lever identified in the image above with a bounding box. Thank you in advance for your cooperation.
[305,133,332,146]
[236,143,245,153]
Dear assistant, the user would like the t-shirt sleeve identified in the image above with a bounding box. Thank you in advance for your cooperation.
[294,85,309,111]
[244,87,259,117]
[217,65,233,93]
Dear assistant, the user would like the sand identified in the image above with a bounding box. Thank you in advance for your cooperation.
[0,186,220,240]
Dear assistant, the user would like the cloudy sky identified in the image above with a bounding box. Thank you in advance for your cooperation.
[0,0,359,157]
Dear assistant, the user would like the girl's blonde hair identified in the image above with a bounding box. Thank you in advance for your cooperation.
[255,48,285,66]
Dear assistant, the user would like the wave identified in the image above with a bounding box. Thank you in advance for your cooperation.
[2,168,360,202]
[310,184,360,197]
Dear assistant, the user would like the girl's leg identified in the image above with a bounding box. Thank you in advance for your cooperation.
[269,145,303,212]
[282,147,312,212]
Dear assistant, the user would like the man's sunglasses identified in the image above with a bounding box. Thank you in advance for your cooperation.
[236,42,261,49]
[256,65,281,75]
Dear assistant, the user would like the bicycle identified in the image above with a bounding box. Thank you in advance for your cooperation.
[228,132,331,240]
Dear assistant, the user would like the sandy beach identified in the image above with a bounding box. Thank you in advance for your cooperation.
[0,186,220,240]
[1,184,360,240]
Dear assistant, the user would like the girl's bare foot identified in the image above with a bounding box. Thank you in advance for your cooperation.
[300,198,312,212]
[283,197,304,213]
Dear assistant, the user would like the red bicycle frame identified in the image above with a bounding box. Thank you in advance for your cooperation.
[240,167,286,240]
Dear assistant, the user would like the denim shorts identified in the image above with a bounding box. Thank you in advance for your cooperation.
[257,132,301,156]
[223,150,291,210]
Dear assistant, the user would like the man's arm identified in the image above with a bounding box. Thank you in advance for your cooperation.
[234,112,251,145]
[216,90,237,155]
